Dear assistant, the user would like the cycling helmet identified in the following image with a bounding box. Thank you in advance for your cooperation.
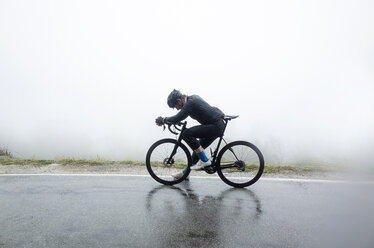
[167,89,182,108]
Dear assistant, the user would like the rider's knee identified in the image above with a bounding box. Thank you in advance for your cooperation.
[182,128,191,139]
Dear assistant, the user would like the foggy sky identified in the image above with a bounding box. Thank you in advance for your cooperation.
[1,0,373,164]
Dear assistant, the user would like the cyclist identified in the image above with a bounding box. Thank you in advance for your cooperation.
[155,89,225,179]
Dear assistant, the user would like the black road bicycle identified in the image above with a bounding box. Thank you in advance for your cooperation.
[146,115,264,188]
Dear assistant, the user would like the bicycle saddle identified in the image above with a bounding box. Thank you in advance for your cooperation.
[223,115,239,121]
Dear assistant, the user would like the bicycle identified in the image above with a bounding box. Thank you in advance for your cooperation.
[146,115,264,188]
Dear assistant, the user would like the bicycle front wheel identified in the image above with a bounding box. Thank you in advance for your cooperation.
[146,139,191,185]
[217,141,264,188]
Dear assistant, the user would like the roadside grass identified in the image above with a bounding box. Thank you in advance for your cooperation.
[0,156,54,166]
[54,158,145,166]
[220,162,343,174]
[0,156,146,166]
[0,155,343,174]
[263,163,343,174]
[0,147,13,158]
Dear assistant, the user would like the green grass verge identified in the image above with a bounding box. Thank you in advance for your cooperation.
[0,156,145,166]
[263,163,343,174]
[219,162,343,174]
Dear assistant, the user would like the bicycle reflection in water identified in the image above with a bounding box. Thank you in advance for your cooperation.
[145,183,262,247]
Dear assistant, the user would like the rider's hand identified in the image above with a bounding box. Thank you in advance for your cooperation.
[155,116,164,126]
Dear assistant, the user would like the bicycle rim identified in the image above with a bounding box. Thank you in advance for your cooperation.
[146,139,191,185]
[217,141,264,187]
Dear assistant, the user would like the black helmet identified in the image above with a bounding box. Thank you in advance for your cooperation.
[167,89,182,108]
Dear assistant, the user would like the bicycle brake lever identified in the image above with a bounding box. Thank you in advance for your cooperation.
[162,124,166,131]
[168,124,178,135]
[174,125,182,132]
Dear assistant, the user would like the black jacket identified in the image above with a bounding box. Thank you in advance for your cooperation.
[165,95,224,125]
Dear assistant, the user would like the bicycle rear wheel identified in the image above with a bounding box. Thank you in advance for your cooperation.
[146,138,191,185]
[217,141,264,188]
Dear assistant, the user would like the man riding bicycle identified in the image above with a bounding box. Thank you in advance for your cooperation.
[155,89,225,179]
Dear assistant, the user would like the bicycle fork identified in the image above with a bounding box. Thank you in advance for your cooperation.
[166,123,187,164]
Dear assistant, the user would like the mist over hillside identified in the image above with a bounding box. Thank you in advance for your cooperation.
[1,0,373,166]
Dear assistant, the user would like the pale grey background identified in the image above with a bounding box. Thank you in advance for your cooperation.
[1,0,373,165]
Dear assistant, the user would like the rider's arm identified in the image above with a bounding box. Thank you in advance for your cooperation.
[164,103,190,124]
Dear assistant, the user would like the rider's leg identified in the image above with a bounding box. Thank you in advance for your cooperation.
[191,137,219,164]
[173,123,223,179]
[183,128,213,164]
[195,146,209,162]
[183,120,224,168]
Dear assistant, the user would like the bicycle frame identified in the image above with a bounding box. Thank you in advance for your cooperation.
[165,119,233,171]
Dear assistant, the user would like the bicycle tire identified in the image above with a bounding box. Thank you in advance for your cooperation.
[217,141,264,188]
[146,138,191,185]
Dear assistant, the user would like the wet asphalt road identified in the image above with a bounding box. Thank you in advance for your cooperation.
[0,175,373,248]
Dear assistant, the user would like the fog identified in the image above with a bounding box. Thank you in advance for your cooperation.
[1,0,373,165]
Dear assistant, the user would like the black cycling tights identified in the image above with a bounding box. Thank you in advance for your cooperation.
[182,119,225,164]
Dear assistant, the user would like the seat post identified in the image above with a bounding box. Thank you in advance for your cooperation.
[221,119,228,137]
[213,119,228,162]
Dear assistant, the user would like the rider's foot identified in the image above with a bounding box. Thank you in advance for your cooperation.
[171,166,189,180]
[171,171,189,180]
[190,159,211,170]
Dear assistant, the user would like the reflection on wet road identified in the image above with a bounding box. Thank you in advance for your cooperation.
[0,175,373,248]
[146,184,262,247]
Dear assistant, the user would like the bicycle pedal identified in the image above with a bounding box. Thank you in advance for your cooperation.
[204,166,216,174]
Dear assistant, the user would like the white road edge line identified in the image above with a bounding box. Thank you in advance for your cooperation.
[0,173,373,184]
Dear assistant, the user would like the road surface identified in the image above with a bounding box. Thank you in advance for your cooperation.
[0,175,373,248]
